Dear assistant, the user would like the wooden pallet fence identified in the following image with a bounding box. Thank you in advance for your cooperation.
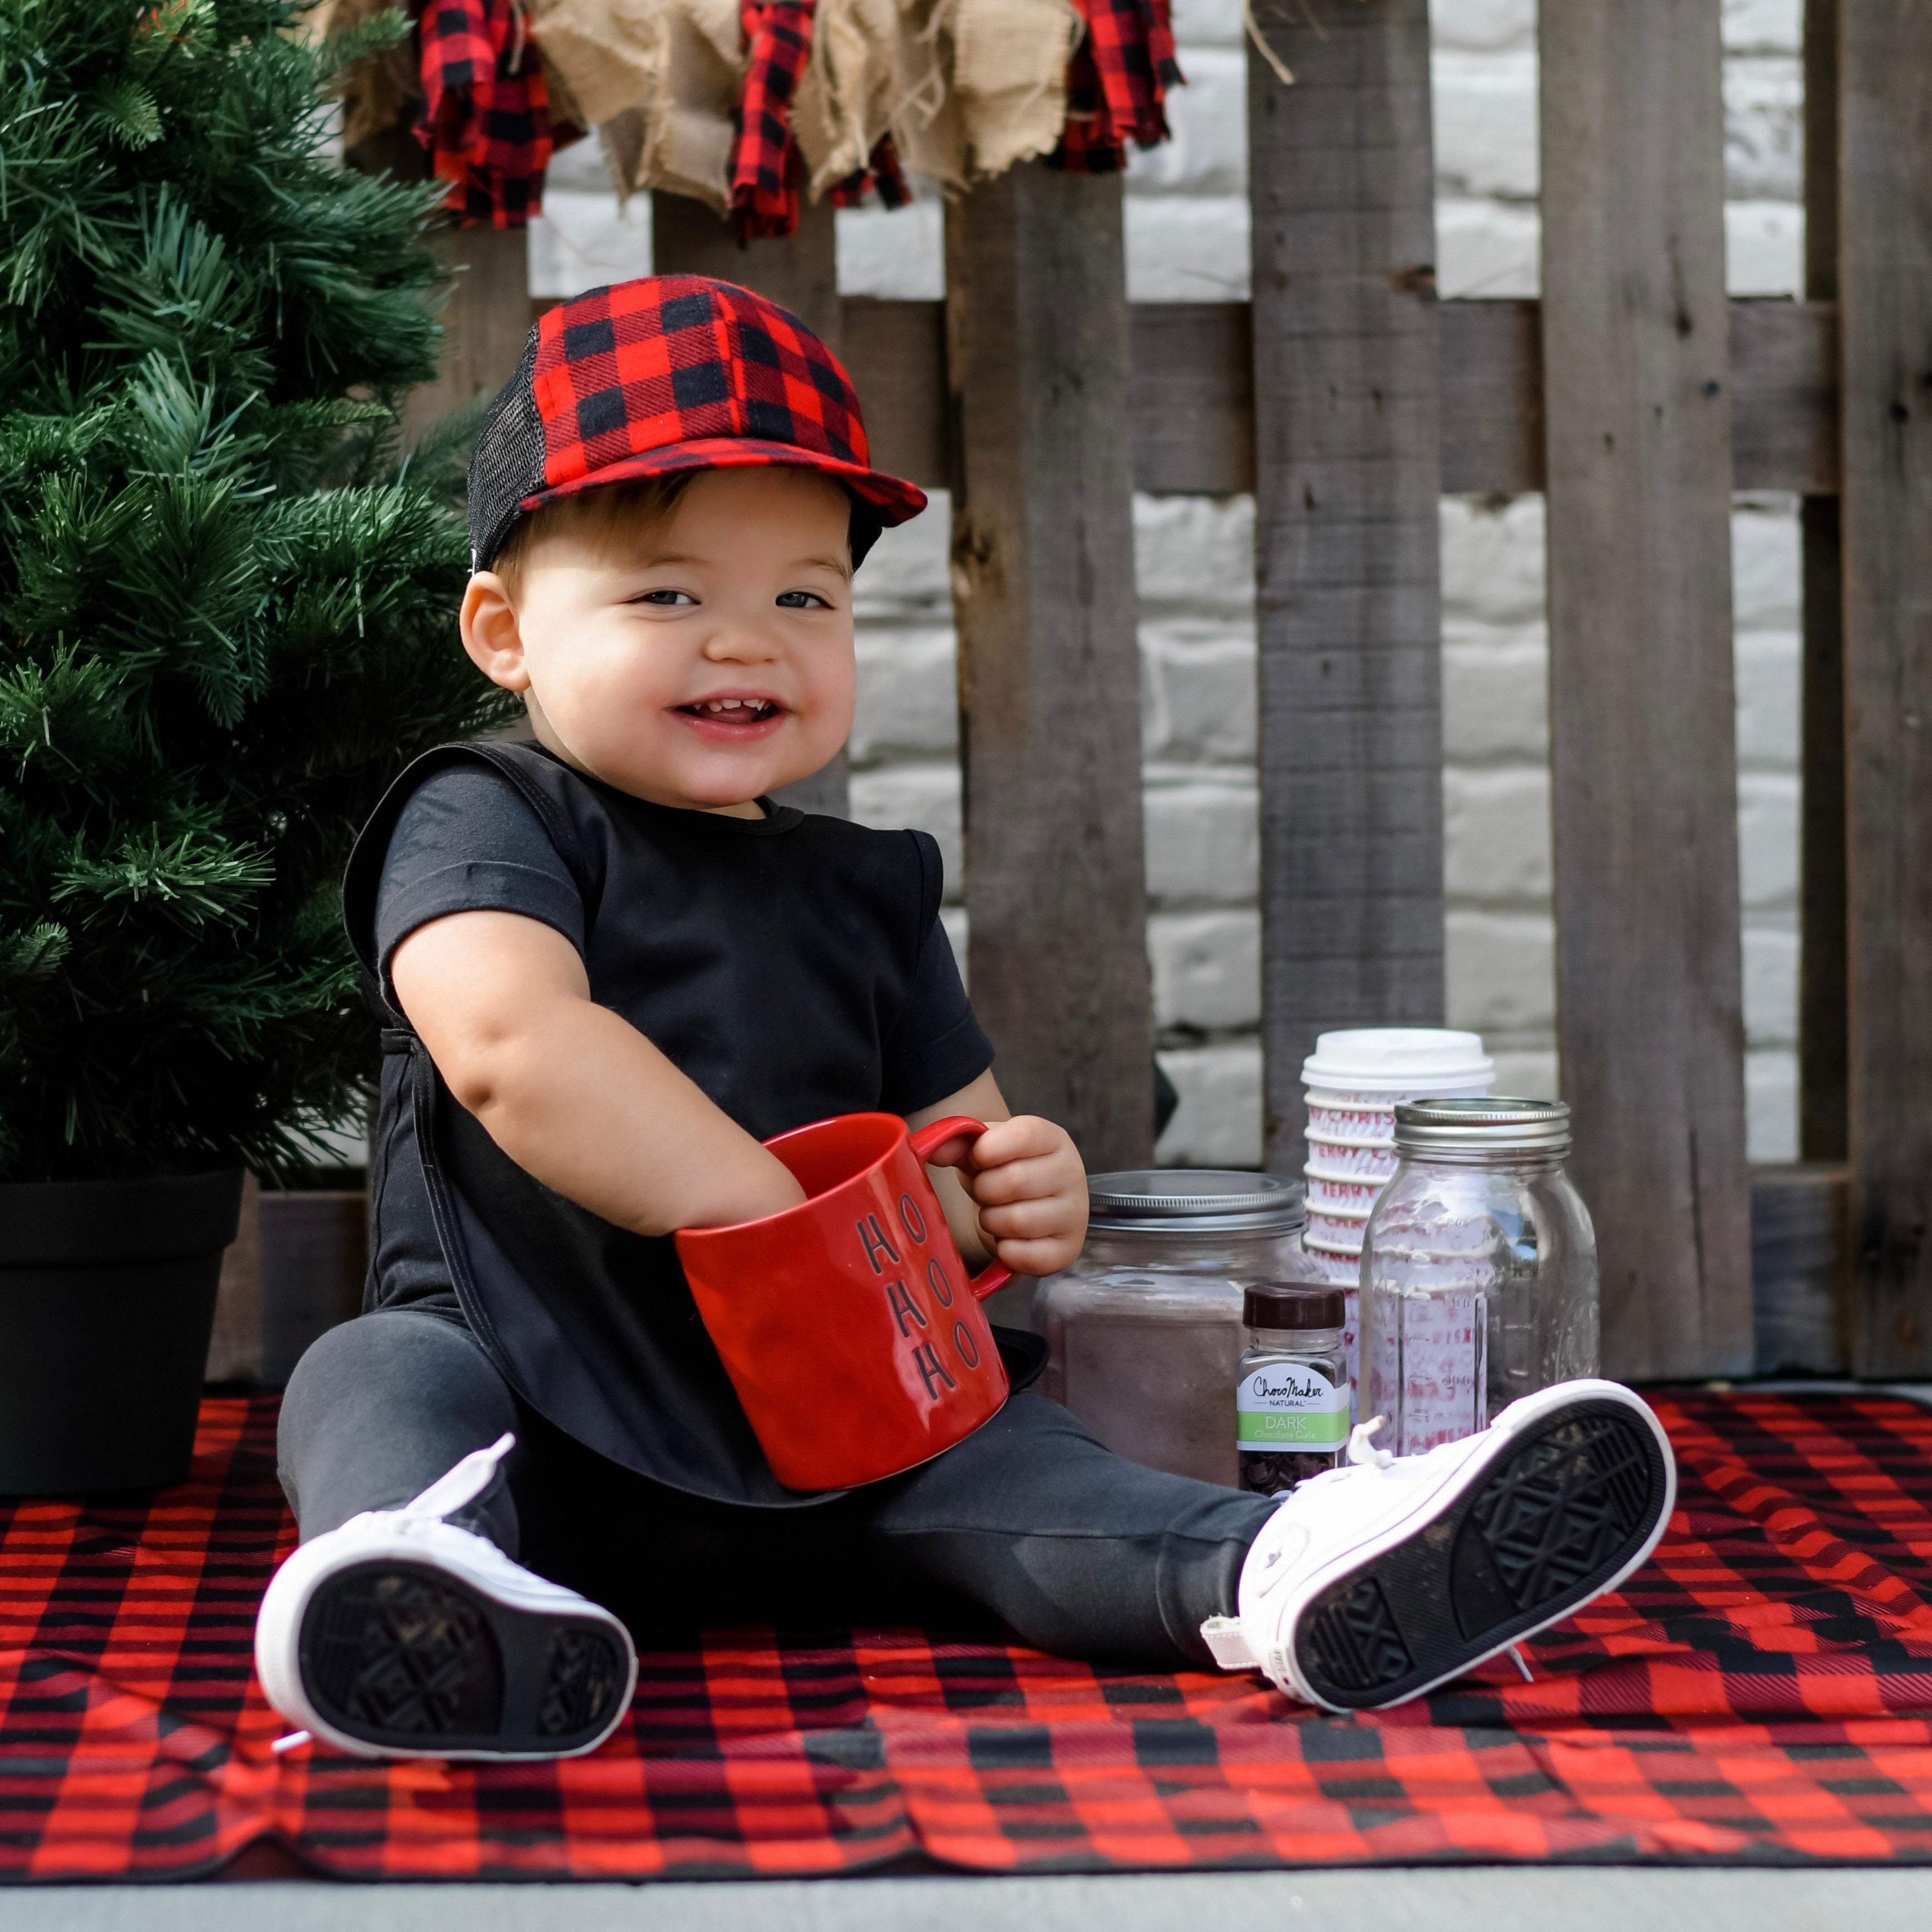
[1836,0,1932,1376]
[458,0,1932,1378]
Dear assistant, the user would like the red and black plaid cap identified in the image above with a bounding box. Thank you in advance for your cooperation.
[467,275,926,570]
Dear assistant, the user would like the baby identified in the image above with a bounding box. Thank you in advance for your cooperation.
[253,277,1674,1759]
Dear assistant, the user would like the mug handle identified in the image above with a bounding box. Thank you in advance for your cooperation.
[908,1116,1014,1303]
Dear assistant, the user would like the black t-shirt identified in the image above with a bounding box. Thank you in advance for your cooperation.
[366,750,993,1325]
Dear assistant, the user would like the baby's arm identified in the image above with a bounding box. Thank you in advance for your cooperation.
[909,1068,1088,1276]
[391,909,806,1235]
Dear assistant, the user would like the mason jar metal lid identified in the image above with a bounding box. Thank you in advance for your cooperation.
[1086,1170,1307,1234]
[1393,1097,1572,1155]
[1243,1282,1346,1331]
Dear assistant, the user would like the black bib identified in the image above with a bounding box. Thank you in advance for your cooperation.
[343,742,1039,1504]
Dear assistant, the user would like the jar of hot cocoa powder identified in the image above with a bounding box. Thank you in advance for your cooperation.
[1038,1172,1324,1487]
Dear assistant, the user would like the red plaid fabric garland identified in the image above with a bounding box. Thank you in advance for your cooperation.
[1054,34,1126,174]
[830,134,914,213]
[731,0,816,237]
[417,0,553,229]
[730,0,909,234]
[1052,0,1182,174]
[13,1389,1932,1880]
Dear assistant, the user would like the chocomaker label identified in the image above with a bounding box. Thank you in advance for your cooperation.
[1236,1364,1348,1447]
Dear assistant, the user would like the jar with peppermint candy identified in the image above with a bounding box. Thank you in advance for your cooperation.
[1360,1098,1599,1456]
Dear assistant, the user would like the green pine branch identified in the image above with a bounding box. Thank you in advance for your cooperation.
[0,0,518,1181]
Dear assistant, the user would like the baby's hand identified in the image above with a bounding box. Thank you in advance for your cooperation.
[953,1116,1088,1277]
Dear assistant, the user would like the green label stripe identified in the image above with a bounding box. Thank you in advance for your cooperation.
[1237,1410,1349,1446]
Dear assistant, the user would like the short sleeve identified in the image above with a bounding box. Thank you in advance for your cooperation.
[879,913,994,1115]
[373,764,585,997]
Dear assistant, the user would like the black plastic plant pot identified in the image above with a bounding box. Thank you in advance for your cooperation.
[0,1169,244,1496]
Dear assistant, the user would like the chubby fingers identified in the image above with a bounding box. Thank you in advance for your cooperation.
[975,1189,1080,1240]
[960,1113,1073,1180]
[957,1115,1087,1275]
[984,1234,1085,1275]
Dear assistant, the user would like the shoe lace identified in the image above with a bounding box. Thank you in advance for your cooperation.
[1281,1414,1396,1499]
[397,1432,516,1524]
[1347,1414,1395,1468]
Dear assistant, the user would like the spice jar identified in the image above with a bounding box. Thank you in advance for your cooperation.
[1361,1099,1598,1456]
[1039,1172,1323,1486]
[1236,1284,1349,1495]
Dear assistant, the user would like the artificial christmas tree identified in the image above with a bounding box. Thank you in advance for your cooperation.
[0,0,514,1489]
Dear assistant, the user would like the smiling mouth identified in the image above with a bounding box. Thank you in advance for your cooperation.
[678,697,782,722]
[674,696,788,740]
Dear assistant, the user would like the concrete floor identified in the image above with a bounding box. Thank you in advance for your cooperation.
[8,1867,1932,1931]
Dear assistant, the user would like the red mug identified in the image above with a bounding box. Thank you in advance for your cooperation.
[674,1112,1013,1491]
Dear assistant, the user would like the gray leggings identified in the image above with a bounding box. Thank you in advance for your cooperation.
[278,1309,1275,1668]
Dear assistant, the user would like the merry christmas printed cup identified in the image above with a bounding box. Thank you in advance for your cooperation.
[1308,1200,1376,1251]
[675,1113,1012,1491]
[1305,1174,1385,1213]
[1304,1139,1404,1181]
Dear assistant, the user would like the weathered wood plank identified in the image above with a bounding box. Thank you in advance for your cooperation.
[1540,0,1753,1381]
[1248,0,1444,1179]
[838,299,1260,495]
[1131,304,1255,495]
[1801,487,1850,1161]
[1800,0,1849,1165]
[545,291,1840,498]
[1839,1,1932,1376]
[1752,1163,1850,1375]
[405,228,532,446]
[650,194,850,816]
[1440,299,1543,495]
[841,296,949,489]
[1733,301,1841,497]
[944,165,1154,1172]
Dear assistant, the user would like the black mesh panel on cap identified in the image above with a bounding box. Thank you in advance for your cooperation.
[848,495,886,569]
[466,324,546,570]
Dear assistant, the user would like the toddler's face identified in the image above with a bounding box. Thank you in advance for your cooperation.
[462,467,859,815]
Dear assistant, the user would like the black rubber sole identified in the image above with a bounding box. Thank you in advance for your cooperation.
[1292,1398,1668,1709]
[297,1560,630,1755]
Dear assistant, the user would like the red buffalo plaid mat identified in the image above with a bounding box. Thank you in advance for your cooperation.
[7,1389,1932,1881]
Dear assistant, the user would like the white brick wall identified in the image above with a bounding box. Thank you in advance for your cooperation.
[527,0,1808,1166]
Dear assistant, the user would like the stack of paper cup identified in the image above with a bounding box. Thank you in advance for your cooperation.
[1302,1029,1496,1281]
[1302,1029,1495,1414]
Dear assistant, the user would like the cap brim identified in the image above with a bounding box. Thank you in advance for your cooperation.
[521,438,928,525]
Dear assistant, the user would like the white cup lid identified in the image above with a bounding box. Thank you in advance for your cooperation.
[1300,1027,1495,1094]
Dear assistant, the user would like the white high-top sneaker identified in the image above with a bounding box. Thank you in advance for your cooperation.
[255,1435,637,1760]
[1201,1378,1675,1711]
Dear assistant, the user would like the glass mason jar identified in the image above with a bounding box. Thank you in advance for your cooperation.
[1039,1171,1323,1486]
[1361,1099,1598,1456]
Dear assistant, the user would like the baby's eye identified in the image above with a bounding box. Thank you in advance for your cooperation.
[633,588,696,607]
[776,590,831,610]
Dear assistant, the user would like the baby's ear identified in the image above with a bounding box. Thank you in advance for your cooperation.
[460,573,531,691]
